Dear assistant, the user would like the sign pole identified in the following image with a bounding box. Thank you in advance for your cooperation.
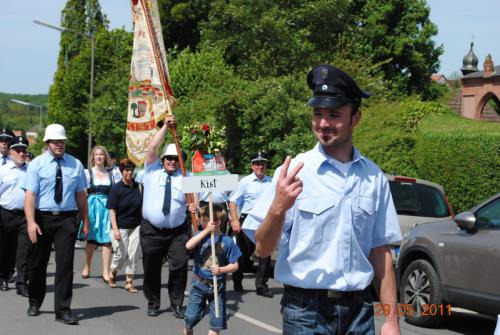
[209,192,220,318]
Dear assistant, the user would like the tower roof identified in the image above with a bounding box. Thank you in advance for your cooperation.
[461,42,479,75]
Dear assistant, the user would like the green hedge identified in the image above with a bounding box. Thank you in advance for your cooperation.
[415,115,500,212]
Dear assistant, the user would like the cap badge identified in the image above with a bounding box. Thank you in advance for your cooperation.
[320,67,329,80]
[321,84,328,91]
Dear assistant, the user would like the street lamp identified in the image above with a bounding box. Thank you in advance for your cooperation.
[10,99,44,130]
[34,19,94,168]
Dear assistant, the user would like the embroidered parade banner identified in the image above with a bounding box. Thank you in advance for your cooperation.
[127,0,174,166]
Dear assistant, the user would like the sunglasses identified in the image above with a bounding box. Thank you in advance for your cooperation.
[12,148,27,153]
[163,155,179,161]
[49,140,65,145]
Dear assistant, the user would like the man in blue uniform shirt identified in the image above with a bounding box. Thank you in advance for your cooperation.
[243,65,403,335]
[140,115,197,319]
[23,124,89,325]
[228,151,273,297]
[0,128,15,165]
[0,135,31,295]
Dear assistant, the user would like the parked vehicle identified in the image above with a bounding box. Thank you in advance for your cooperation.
[396,193,500,327]
[386,175,454,259]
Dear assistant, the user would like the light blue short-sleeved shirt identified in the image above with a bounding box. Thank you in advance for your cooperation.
[229,173,272,214]
[22,152,87,211]
[0,161,28,210]
[199,191,229,204]
[243,143,402,291]
[141,159,188,229]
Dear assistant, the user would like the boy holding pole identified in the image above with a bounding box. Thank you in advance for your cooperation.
[183,203,241,335]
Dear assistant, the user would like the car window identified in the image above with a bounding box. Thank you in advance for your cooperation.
[389,181,449,218]
[476,198,500,229]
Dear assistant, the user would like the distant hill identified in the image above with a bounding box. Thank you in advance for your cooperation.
[0,92,48,132]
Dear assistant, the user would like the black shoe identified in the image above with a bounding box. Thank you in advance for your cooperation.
[233,282,244,292]
[0,281,9,291]
[256,288,274,298]
[16,286,28,297]
[171,305,185,319]
[27,305,40,316]
[55,311,79,325]
[147,308,160,317]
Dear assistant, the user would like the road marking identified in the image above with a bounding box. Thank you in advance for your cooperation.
[228,310,282,333]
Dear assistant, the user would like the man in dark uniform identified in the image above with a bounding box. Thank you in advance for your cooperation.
[23,124,89,325]
[0,135,31,295]
[229,151,273,297]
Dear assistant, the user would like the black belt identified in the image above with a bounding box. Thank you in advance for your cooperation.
[143,219,187,232]
[193,274,225,286]
[0,207,24,215]
[36,210,78,218]
[284,284,365,299]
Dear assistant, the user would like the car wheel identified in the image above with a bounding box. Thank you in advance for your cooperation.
[400,259,444,327]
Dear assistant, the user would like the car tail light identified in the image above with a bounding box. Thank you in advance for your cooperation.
[445,196,455,218]
[394,176,417,183]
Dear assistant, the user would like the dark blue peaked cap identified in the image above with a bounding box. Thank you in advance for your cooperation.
[307,64,370,109]
[0,128,15,140]
[9,135,29,149]
[251,151,268,162]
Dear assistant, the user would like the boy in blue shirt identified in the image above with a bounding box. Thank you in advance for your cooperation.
[184,204,241,335]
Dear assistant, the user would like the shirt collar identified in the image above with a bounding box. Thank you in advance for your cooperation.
[311,142,365,172]
[48,152,66,162]
[4,159,26,169]
[252,172,269,182]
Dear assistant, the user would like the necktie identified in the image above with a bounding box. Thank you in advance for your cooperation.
[1,156,6,165]
[54,159,63,203]
[162,173,171,216]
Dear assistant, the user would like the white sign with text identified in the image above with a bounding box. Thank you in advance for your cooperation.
[181,174,239,193]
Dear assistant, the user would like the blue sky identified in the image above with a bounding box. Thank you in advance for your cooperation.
[1,0,500,94]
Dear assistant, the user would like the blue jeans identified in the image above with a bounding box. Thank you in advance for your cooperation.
[184,278,227,331]
[281,287,375,335]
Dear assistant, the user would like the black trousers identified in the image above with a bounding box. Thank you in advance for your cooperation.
[28,213,77,313]
[0,208,31,288]
[231,214,272,290]
[140,220,189,309]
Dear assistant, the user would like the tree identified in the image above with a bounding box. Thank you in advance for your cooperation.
[88,29,133,159]
[348,0,443,97]
[200,0,352,79]
[158,0,211,51]
[48,0,108,164]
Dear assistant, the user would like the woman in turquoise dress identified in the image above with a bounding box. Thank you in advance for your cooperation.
[81,146,117,282]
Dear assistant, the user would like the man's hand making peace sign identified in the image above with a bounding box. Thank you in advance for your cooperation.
[255,156,303,257]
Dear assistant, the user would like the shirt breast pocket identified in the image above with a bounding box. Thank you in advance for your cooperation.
[39,169,53,190]
[296,197,336,243]
[2,175,18,187]
[353,195,376,238]
[63,170,79,192]
[171,184,186,204]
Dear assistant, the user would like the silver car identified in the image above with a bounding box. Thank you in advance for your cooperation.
[396,193,500,327]
[386,175,454,258]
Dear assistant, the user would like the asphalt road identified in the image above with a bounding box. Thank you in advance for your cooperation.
[0,246,496,334]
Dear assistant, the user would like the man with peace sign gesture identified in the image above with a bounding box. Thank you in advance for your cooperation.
[243,65,402,335]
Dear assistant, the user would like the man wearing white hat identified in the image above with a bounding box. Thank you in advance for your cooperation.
[140,116,197,319]
[22,124,89,325]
